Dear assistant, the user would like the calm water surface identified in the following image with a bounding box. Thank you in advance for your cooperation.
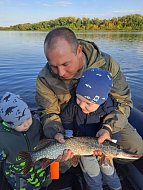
[0,31,143,111]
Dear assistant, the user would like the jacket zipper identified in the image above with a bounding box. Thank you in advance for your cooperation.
[23,133,31,151]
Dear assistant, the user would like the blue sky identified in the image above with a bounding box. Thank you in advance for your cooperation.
[0,0,143,27]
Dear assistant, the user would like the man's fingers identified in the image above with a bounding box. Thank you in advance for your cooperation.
[57,149,74,161]
[93,150,103,156]
[98,136,106,144]
[57,155,63,161]
[97,129,111,144]
[58,137,65,144]
[63,149,74,161]
[54,133,65,143]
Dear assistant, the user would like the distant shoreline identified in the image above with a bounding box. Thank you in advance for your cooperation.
[0,29,143,32]
[0,14,143,31]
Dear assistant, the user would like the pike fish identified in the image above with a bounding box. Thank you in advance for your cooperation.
[18,137,142,175]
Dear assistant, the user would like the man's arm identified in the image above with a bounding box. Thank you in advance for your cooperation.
[103,56,132,132]
[36,75,75,161]
[36,77,64,138]
[60,97,77,130]
[109,56,133,115]
[95,56,133,144]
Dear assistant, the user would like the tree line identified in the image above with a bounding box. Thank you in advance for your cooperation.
[0,14,143,31]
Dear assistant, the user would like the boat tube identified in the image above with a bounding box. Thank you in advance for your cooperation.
[124,107,143,190]
[0,107,143,190]
[129,107,143,137]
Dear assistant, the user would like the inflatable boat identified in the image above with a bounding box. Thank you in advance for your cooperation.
[122,108,143,190]
[47,108,143,190]
[0,107,143,190]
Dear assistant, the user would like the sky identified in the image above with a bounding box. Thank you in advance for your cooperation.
[0,0,143,27]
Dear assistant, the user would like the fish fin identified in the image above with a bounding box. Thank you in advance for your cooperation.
[71,155,80,167]
[34,138,56,151]
[17,151,33,175]
[99,155,113,167]
[41,158,55,170]
[104,156,113,166]
[98,154,106,166]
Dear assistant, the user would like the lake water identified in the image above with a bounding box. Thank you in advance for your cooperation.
[0,31,143,112]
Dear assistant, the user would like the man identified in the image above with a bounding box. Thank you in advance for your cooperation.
[36,27,143,160]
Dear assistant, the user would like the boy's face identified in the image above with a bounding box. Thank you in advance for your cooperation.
[76,94,100,114]
[15,116,32,132]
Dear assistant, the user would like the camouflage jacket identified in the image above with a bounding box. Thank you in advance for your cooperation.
[36,39,133,138]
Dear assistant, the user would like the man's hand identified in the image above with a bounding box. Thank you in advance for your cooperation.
[57,149,74,161]
[96,128,111,144]
[93,127,111,157]
[54,133,74,161]
[54,133,65,143]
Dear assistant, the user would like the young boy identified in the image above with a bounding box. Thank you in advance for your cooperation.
[0,92,50,190]
[61,68,122,190]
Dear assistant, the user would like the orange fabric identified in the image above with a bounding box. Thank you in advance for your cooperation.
[50,161,59,179]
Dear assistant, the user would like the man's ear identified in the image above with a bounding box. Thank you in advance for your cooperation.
[77,45,82,55]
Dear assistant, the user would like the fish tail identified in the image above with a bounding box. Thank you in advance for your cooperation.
[18,151,33,175]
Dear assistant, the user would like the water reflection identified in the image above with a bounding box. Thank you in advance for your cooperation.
[0,31,143,111]
[76,31,143,41]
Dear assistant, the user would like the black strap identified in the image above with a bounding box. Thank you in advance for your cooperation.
[102,126,112,137]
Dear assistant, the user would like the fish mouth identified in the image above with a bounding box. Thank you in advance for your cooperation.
[116,151,141,160]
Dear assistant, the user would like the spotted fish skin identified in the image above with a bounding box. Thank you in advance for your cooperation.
[31,137,141,162]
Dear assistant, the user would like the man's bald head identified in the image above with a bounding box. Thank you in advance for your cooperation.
[44,27,78,55]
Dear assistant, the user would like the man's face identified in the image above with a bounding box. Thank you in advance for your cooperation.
[45,39,83,80]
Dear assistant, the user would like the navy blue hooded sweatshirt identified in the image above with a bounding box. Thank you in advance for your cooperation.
[61,94,117,137]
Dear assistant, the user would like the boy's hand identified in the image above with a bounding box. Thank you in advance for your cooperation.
[54,133,74,161]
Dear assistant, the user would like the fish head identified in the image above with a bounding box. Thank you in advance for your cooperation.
[114,149,141,160]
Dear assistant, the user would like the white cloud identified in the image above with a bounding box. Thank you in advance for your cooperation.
[79,13,106,18]
[55,1,72,6]
[113,9,141,14]
[41,0,72,7]
[100,10,143,19]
